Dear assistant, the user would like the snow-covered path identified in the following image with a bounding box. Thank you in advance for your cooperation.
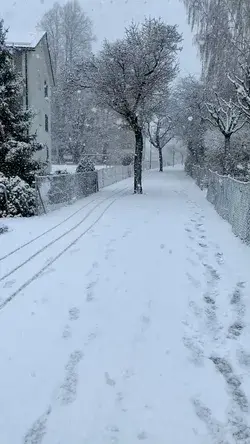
[1,169,250,444]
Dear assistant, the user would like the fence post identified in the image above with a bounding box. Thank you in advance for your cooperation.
[35,177,46,215]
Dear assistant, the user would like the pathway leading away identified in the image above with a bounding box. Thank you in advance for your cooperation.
[0,168,250,444]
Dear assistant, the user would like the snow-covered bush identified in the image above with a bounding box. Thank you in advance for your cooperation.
[122,153,134,166]
[0,173,37,217]
[0,139,45,185]
[204,128,250,179]
[76,155,95,173]
[76,156,98,196]
[48,170,74,205]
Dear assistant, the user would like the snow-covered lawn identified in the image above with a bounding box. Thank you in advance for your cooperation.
[0,170,250,443]
[51,164,113,173]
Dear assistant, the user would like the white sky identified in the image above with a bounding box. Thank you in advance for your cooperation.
[2,0,200,76]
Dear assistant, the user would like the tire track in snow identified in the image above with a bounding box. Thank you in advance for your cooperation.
[0,188,125,284]
[0,189,129,311]
[0,191,108,263]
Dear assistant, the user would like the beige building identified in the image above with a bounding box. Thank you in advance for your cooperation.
[7,32,55,172]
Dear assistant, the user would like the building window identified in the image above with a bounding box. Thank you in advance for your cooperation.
[44,80,48,97]
[45,114,49,132]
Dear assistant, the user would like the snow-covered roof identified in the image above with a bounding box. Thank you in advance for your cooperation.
[6,30,55,86]
[6,31,46,49]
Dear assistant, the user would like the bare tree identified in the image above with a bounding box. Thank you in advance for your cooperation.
[182,0,250,89]
[39,0,95,162]
[146,112,176,172]
[39,2,62,77]
[205,94,247,173]
[173,76,207,167]
[40,0,94,73]
[76,18,182,193]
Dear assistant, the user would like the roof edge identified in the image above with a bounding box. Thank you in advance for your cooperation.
[6,31,46,49]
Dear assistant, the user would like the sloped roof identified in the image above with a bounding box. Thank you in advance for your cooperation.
[6,31,55,86]
[6,30,46,49]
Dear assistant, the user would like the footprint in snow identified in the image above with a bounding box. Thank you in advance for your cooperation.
[137,431,148,440]
[228,322,244,339]
[228,283,246,339]
[203,263,220,281]
[123,368,135,380]
[141,315,150,325]
[186,257,198,267]
[210,355,249,412]
[183,335,204,367]
[105,372,116,387]
[199,242,208,248]
[116,392,124,402]
[86,261,99,276]
[85,280,98,302]
[123,230,131,238]
[62,324,71,339]
[59,350,83,405]
[203,293,216,306]
[186,272,201,288]
[23,406,51,444]
[69,306,80,321]
[106,425,120,433]
[196,223,203,228]
[237,348,250,370]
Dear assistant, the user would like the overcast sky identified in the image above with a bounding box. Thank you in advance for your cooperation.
[2,0,200,76]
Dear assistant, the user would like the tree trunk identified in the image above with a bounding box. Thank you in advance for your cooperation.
[134,128,143,194]
[102,143,108,165]
[172,149,175,167]
[223,135,231,174]
[158,146,163,172]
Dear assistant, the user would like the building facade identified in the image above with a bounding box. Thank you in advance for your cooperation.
[7,32,55,172]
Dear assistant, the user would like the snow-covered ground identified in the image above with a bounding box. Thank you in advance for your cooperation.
[51,164,112,173]
[1,169,250,443]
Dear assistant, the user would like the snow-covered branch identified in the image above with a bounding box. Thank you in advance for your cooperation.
[228,67,250,120]
[205,95,246,136]
[146,115,175,150]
